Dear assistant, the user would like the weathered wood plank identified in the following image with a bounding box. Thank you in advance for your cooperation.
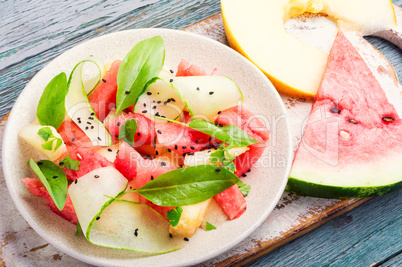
[244,190,402,267]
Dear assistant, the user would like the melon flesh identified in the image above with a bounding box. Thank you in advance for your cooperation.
[288,31,402,198]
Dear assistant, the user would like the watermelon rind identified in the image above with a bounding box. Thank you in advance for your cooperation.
[286,177,402,199]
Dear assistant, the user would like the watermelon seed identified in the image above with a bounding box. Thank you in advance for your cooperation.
[179,164,183,168]
[382,116,394,122]
[190,147,195,150]
[59,162,64,166]
[94,175,100,178]
[195,140,198,144]
[182,146,187,149]
[134,228,139,237]
[157,130,162,134]
[142,110,147,114]
[161,162,166,166]
[215,121,218,126]
[115,135,118,138]
[248,169,251,172]
[151,176,154,180]
[184,237,189,241]
[209,92,214,95]
[74,179,78,184]
[219,123,223,127]
[330,106,341,114]
[125,91,130,94]
[96,216,100,220]
[102,79,106,83]
[108,148,113,152]
[130,186,133,189]
[347,119,357,124]
[209,137,212,142]
[147,92,152,95]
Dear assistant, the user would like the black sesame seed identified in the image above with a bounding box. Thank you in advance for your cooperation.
[53,176,58,179]
[157,101,161,104]
[108,148,113,152]
[77,117,81,120]
[155,150,159,156]
[161,162,166,166]
[217,111,221,115]
[91,126,94,129]
[87,122,91,125]
[143,103,146,107]
[97,137,102,141]
[184,237,189,241]
[85,127,89,130]
[59,162,64,166]
[347,119,358,124]
[209,137,212,142]
[137,132,140,136]
[179,164,183,168]
[102,79,106,83]
[169,79,173,83]
[175,145,178,150]
[147,92,152,95]
[242,174,247,177]
[155,112,160,116]
[167,99,171,103]
[330,105,341,114]
[190,146,195,150]
[125,91,130,94]
[170,69,174,73]
[96,216,100,220]
[209,91,214,95]
[215,169,220,173]
[169,233,173,238]
[196,87,200,91]
[382,116,394,122]
[182,146,187,149]
[161,115,166,118]
[151,175,154,180]
[215,121,218,126]
[157,130,162,134]
[72,138,76,142]
[219,124,223,127]
[153,106,157,109]
[142,110,147,114]
[195,140,198,144]
[94,175,100,178]
[163,102,167,105]
[74,179,78,184]
[117,122,121,126]
[134,228,138,237]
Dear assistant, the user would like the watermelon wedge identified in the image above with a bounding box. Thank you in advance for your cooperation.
[58,120,93,148]
[288,31,402,198]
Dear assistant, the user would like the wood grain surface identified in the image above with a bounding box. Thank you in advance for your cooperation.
[1,0,401,266]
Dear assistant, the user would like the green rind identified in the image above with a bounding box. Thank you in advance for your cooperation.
[286,176,402,199]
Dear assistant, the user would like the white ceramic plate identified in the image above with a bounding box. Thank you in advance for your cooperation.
[2,29,292,266]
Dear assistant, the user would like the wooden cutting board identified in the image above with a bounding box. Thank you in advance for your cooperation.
[1,5,401,267]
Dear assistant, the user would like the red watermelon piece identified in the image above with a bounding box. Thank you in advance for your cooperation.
[288,31,402,198]
[114,142,175,217]
[58,120,93,149]
[22,178,77,224]
[216,105,269,177]
[214,184,246,220]
[155,122,215,156]
[58,146,113,181]
[104,112,156,147]
[88,60,121,121]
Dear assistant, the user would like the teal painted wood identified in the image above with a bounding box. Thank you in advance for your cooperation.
[0,0,221,119]
[246,189,402,267]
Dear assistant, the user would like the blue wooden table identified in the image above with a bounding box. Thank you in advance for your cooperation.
[0,0,401,266]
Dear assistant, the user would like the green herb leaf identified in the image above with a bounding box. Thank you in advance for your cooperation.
[132,165,240,207]
[220,125,258,147]
[210,148,237,173]
[115,36,165,115]
[38,127,53,141]
[118,118,138,146]
[38,127,63,151]
[59,153,81,171]
[237,180,251,197]
[36,72,68,129]
[166,207,183,227]
[28,159,68,211]
[205,222,217,231]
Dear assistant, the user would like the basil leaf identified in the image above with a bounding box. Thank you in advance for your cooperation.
[118,118,137,146]
[59,153,80,171]
[205,222,217,231]
[28,159,68,211]
[167,207,183,227]
[36,72,68,128]
[134,165,240,207]
[210,148,237,173]
[237,180,251,197]
[220,125,257,147]
[115,36,165,114]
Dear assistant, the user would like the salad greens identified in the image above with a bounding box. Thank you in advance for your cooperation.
[125,165,241,207]
[167,207,183,227]
[28,159,67,211]
[116,36,165,115]
[118,118,138,146]
[59,153,81,171]
[37,127,63,151]
[36,72,68,129]
[205,222,217,231]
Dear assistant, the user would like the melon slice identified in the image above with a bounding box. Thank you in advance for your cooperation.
[221,0,397,98]
[68,166,186,252]
[170,76,243,121]
[288,31,402,198]
[65,57,112,146]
